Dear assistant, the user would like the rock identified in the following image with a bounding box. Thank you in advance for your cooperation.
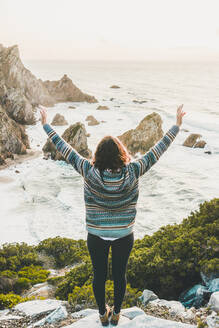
[194,140,206,148]
[85,115,100,126]
[14,299,64,317]
[24,282,56,298]
[0,44,97,126]
[120,314,196,327]
[96,105,109,110]
[0,105,30,163]
[110,98,114,101]
[86,133,90,137]
[118,112,163,155]
[133,100,147,104]
[15,170,20,173]
[65,312,130,328]
[28,305,68,327]
[0,314,23,321]
[208,291,219,311]
[71,308,98,319]
[204,145,212,155]
[121,307,145,319]
[139,289,158,305]
[69,106,76,109]
[110,85,120,88]
[51,113,68,126]
[148,299,186,316]
[183,134,206,148]
[42,122,92,161]
[43,74,97,103]
[208,279,219,293]
[206,311,219,328]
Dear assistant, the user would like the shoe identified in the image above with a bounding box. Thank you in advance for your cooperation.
[110,306,120,326]
[99,304,112,326]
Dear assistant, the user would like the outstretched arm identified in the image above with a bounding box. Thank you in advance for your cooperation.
[40,107,92,177]
[130,105,186,178]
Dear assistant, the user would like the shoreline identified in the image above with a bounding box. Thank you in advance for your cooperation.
[0,149,42,173]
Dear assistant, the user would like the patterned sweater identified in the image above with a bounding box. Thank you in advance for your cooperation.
[43,123,179,238]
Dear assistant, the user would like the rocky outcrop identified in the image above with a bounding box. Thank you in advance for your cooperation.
[43,74,97,103]
[0,105,30,163]
[42,122,92,161]
[110,85,120,88]
[118,112,163,155]
[85,115,100,126]
[96,105,109,110]
[0,44,97,126]
[183,134,206,148]
[51,113,68,126]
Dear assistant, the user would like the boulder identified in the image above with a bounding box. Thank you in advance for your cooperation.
[110,85,120,88]
[42,122,92,161]
[148,299,186,316]
[14,299,64,317]
[43,74,97,103]
[206,311,219,328]
[183,134,206,148]
[28,305,68,327]
[51,113,68,126]
[85,115,100,126]
[0,105,30,163]
[96,105,109,110]
[118,112,163,155]
[138,289,158,305]
[208,291,219,312]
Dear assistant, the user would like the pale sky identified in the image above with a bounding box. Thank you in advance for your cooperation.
[0,0,219,61]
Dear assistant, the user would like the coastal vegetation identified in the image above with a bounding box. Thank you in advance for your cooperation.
[0,198,218,309]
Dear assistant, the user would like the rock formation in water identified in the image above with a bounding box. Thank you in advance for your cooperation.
[85,115,100,126]
[96,105,109,110]
[118,112,163,155]
[42,122,92,161]
[51,113,68,126]
[0,44,97,126]
[183,134,206,148]
[0,105,30,163]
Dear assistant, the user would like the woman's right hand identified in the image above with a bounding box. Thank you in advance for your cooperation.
[176,104,186,126]
[39,106,47,125]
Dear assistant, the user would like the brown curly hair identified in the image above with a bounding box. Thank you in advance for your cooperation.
[92,136,131,172]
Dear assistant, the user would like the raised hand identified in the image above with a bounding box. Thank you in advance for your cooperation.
[39,106,47,125]
[176,104,186,127]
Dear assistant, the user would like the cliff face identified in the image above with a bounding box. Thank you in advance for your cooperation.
[0,44,97,125]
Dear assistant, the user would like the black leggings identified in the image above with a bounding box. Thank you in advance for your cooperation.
[87,232,134,315]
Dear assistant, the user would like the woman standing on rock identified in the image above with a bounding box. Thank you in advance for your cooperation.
[40,105,186,326]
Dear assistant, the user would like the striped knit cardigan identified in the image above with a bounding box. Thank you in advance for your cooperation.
[43,123,179,238]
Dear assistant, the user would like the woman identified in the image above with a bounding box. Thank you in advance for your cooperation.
[40,105,186,326]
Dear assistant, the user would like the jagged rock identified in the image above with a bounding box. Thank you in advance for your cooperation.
[183,134,206,148]
[133,100,147,104]
[51,113,68,126]
[0,105,30,163]
[14,299,65,317]
[118,112,163,155]
[194,140,206,148]
[148,299,186,316]
[85,115,100,126]
[71,309,98,319]
[139,289,158,305]
[121,307,145,319]
[208,291,219,312]
[42,122,92,161]
[0,44,97,126]
[28,305,68,327]
[96,105,109,110]
[110,85,120,88]
[24,282,56,299]
[206,311,219,328]
[43,74,97,103]
[69,106,76,109]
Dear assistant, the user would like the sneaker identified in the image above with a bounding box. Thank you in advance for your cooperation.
[99,304,112,326]
[110,306,120,326]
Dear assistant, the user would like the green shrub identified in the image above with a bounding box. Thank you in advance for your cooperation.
[68,280,142,309]
[0,293,34,309]
[14,278,31,294]
[36,237,89,268]
[18,265,50,285]
[127,198,219,299]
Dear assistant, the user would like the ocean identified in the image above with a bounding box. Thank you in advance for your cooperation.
[0,60,218,245]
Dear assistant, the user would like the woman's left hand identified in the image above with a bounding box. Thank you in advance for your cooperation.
[39,106,47,125]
